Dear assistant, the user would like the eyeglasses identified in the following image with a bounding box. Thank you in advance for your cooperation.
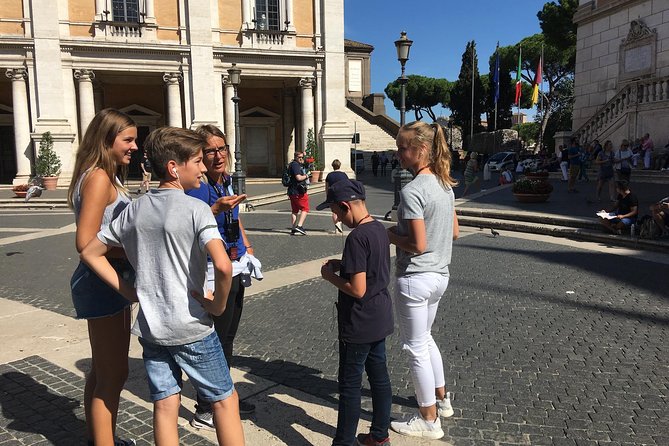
[203,145,229,157]
[297,156,304,159]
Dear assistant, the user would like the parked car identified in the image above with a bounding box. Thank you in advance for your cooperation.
[487,151,516,172]
[351,150,365,173]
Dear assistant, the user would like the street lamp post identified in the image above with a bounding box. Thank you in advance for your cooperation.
[384,32,414,221]
[227,63,245,197]
[394,31,413,127]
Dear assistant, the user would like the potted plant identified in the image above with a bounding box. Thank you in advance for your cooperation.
[512,178,553,203]
[305,128,324,182]
[12,183,30,198]
[35,131,61,190]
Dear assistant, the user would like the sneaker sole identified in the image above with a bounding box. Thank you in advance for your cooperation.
[294,229,307,235]
[438,407,454,418]
[391,426,444,440]
[190,418,215,431]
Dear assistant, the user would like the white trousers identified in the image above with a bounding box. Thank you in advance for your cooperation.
[560,161,569,180]
[395,272,450,407]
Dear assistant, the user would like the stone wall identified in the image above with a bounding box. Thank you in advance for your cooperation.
[470,129,521,154]
[572,0,669,130]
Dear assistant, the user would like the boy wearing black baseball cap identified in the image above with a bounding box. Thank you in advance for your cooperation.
[318,179,394,446]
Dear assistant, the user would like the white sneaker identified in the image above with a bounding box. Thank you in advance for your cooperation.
[437,392,454,418]
[390,413,444,439]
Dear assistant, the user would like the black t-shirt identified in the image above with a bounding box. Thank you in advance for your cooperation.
[287,160,307,196]
[616,192,639,216]
[338,219,393,343]
[325,171,348,188]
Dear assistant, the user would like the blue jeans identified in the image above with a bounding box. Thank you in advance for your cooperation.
[333,339,391,445]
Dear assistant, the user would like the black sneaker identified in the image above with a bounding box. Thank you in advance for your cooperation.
[291,228,297,235]
[239,399,256,414]
[294,226,307,235]
[190,409,215,431]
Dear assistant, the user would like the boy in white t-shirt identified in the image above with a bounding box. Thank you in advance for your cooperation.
[81,127,245,445]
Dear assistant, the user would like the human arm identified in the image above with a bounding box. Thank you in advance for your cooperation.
[320,259,367,299]
[211,194,247,216]
[453,212,459,240]
[238,217,253,256]
[387,219,427,254]
[75,169,114,253]
[198,239,232,316]
[140,162,147,175]
[80,237,137,302]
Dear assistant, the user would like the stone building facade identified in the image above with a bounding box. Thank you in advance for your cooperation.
[572,0,669,146]
[0,0,353,184]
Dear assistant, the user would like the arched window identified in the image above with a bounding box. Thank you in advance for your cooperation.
[112,0,140,22]
[255,0,280,31]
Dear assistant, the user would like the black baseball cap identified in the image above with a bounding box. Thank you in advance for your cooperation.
[316,179,366,210]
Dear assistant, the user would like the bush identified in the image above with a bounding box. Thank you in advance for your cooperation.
[512,178,553,194]
[35,132,61,177]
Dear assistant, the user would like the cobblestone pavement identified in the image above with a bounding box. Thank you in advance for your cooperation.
[1,206,668,445]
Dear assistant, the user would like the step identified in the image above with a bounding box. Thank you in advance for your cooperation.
[457,207,601,230]
[458,215,669,253]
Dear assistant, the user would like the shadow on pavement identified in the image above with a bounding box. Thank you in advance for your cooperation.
[0,371,87,445]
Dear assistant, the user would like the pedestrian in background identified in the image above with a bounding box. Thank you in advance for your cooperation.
[318,179,393,446]
[324,159,348,234]
[67,108,138,446]
[462,151,479,197]
[642,133,654,169]
[371,151,380,177]
[139,152,152,194]
[559,144,569,181]
[593,140,616,202]
[567,138,582,193]
[388,121,459,440]
[186,124,258,428]
[380,152,389,176]
[287,151,310,235]
[614,139,633,182]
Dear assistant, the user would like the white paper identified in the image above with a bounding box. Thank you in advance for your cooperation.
[596,211,616,220]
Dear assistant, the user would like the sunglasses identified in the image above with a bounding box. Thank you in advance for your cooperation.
[203,145,229,157]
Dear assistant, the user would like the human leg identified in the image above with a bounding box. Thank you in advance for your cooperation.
[211,392,244,445]
[560,162,568,181]
[333,340,369,445]
[364,339,392,442]
[153,394,180,446]
[86,308,131,446]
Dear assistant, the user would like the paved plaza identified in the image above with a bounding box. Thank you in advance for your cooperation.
[1,174,668,445]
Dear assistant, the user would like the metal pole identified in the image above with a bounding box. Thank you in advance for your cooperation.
[470,42,474,146]
[399,65,407,127]
[231,84,246,196]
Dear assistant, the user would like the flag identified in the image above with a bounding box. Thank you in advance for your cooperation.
[514,48,522,106]
[531,54,542,106]
[492,43,500,105]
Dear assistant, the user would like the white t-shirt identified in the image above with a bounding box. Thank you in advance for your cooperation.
[98,188,223,346]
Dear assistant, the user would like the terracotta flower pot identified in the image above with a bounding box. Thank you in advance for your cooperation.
[42,176,59,190]
[14,191,27,198]
[310,170,323,182]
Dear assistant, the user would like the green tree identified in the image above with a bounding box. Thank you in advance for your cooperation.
[538,0,578,70]
[542,78,573,150]
[35,131,61,177]
[516,121,541,146]
[385,75,453,121]
[449,40,486,140]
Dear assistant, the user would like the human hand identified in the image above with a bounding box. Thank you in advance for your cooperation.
[211,194,247,215]
[190,289,215,312]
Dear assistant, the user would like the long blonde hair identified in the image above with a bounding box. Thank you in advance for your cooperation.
[399,121,457,187]
[67,109,136,208]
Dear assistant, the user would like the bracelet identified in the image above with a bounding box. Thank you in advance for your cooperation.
[245,245,252,249]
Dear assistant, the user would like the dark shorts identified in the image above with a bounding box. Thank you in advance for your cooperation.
[70,260,134,319]
[289,193,310,213]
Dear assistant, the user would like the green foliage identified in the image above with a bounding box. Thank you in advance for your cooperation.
[305,128,323,170]
[516,122,541,145]
[538,0,578,71]
[512,178,554,194]
[35,132,61,177]
[449,41,487,139]
[542,78,574,150]
[384,75,453,122]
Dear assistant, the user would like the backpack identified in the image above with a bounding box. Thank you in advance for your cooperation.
[636,215,661,239]
[281,164,291,187]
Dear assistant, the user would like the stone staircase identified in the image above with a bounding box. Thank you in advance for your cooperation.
[575,74,669,143]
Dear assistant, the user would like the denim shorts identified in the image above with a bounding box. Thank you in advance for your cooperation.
[139,331,235,403]
[70,260,134,319]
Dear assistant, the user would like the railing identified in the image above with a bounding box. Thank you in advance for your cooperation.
[576,75,669,143]
[107,21,142,38]
[251,30,284,45]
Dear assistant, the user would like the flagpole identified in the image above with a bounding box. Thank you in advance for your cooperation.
[494,42,499,153]
[470,41,475,147]
[516,46,521,136]
[538,44,544,153]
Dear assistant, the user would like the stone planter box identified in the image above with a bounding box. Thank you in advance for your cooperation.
[513,193,551,203]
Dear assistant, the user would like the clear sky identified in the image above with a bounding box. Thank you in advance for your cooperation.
[344,0,549,122]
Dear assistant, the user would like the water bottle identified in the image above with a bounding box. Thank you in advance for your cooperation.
[630,223,636,238]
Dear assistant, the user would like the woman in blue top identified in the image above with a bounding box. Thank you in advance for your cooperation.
[185,124,256,428]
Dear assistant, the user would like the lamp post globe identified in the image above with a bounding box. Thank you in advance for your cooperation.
[227,63,245,197]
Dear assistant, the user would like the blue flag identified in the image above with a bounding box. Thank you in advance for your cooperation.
[493,46,500,105]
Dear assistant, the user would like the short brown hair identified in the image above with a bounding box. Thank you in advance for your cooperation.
[332,159,341,170]
[145,127,208,179]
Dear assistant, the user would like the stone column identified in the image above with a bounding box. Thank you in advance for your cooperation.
[299,77,314,150]
[285,0,295,31]
[163,72,183,127]
[283,89,295,160]
[222,75,236,166]
[145,0,155,22]
[6,68,32,183]
[73,69,96,136]
[95,0,106,20]
[242,0,251,29]
[314,69,323,136]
